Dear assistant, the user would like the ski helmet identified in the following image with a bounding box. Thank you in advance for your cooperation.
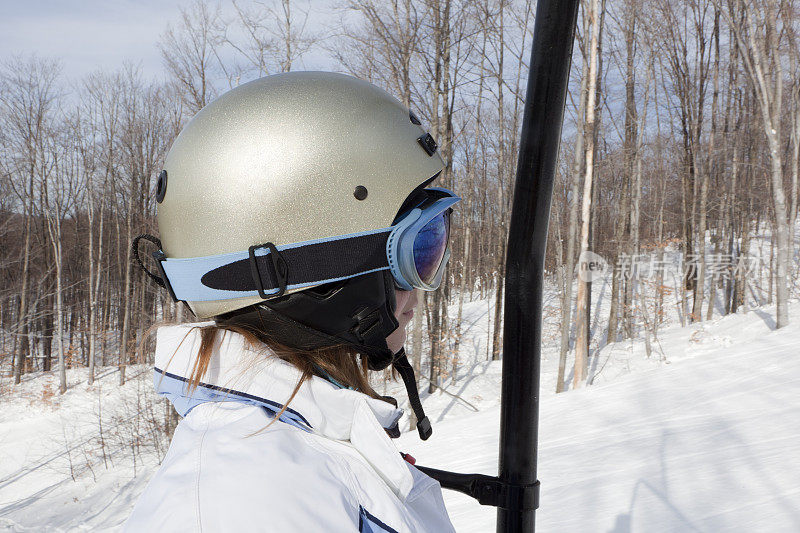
[148,72,457,412]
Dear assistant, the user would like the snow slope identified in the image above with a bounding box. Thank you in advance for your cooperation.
[397,302,800,532]
[0,367,167,531]
[2,301,799,532]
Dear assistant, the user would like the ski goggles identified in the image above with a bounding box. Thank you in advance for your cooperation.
[388,188,456,291]
[153,187,460,303]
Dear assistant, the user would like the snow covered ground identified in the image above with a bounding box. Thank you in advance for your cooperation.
[0,366,168,531]
[2,295,799,532]
[398,300,800,532]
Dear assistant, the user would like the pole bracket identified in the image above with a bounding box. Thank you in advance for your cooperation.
[414,465,540,510]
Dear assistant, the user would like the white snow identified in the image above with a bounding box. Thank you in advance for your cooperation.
[2,296,800,531]
[397,301,800,532]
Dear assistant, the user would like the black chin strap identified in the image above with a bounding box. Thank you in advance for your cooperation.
[392,348,432,440]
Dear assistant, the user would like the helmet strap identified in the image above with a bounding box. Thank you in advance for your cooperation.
[392,348,432,440]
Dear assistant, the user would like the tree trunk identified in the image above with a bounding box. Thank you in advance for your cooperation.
[13,205,32,384]
[573,0,601,389]
[556,25,589,393]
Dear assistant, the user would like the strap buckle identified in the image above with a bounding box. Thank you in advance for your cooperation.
[248,242,289,299]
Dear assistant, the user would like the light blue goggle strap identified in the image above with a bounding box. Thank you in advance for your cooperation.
[157,187,460,302]
[158,225,395,302]
[153,367,313,432]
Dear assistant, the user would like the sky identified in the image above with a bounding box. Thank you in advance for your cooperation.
[0,0,192,81]
[0,0,336,85]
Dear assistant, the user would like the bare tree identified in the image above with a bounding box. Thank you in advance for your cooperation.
[721,0,793,328]
[229,0,319,76]
[0,55,62,383]
[42,114,82,393]
[80,71,121,385]
[114,66,172,384]
[574,0,603,388]
[557,9,591,393]
[655,0,713,323]
[158,0,222,114]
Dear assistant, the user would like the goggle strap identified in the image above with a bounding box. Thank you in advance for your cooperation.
[157,228,393,302]
[153,188,460,303]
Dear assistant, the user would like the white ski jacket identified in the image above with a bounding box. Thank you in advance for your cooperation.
[124,324,455,533]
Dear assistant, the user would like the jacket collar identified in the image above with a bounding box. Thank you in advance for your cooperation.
[153,323,414,500]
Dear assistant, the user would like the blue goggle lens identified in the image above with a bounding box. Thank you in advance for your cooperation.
[413,209,451,284]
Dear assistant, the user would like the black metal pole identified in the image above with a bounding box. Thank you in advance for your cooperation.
[497,0,580,531]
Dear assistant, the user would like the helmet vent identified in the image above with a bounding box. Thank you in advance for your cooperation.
[409,110,421,125]
[354,185,368,201]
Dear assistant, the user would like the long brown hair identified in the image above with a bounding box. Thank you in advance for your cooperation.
[185,323,388,425]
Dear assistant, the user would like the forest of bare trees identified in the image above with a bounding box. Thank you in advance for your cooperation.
[1,0,799,397]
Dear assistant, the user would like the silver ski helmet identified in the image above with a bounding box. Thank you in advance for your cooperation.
[155,71,446,319]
